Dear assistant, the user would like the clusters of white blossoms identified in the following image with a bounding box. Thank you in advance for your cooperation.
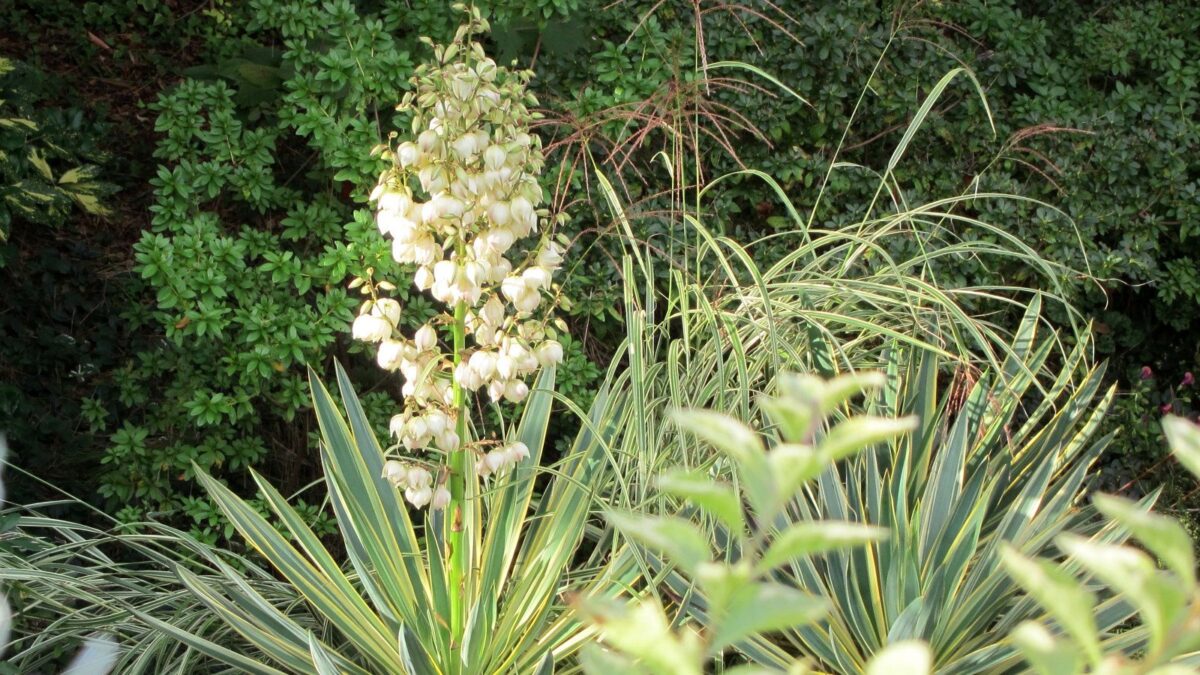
[351,16,566,510]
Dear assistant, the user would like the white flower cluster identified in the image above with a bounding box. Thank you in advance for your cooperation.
[475,441,530,478]
[351,21,566,511]
[382,460,450,509]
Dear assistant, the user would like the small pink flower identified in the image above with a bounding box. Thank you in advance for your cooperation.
[1161,402,1173,414]
[1140,366,1154,380]
[1181,372,1195,387]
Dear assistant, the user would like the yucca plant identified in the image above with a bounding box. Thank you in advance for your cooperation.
[1000,416,1200,674]
[655,301,1145,673]
[138,362,635,674]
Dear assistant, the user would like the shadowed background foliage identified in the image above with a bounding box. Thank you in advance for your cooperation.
[0,0,1196,538]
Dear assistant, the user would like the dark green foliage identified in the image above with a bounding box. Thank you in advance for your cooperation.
[0,58,112,247]
[1,0,1197,534]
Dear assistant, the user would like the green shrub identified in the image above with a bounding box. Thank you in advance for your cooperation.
[1000,415,1200,673]
[102,2,444,533]
[576,371,926,675]
[722,306,1137,672]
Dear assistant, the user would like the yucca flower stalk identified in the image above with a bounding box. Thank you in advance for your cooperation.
[351,7,566,656]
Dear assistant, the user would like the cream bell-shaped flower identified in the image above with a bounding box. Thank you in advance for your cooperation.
[353,314,392,342]
[406,486,433,508]
[468,350,497,380]
[454,361,483,390]
[382,460,408,487]
[364,25,568,509]
[414,324,438,352]
[397,142,420,168]
[377,338,406,371]
[535,340,563,368]
[504,441,530,464]
[503,379,529,403]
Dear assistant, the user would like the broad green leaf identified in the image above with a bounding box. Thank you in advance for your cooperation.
[672,409,775,518]
[865,640,931,675]
[671,409,765,457]
[579,644,640,674]
[759,522,888,573]
[657,470,745,535]
[1057,535,1184,655]
[998,546,1101,665]
[606,511,711,574]
[1163,416,1200,480]
[1093,493,1195,589]
[578,597,703,675]
[820,416,917,462]
[709,582,827,654]
[694,562,752,621]
[760,396,816,443]
[1009,622,1082,675]
[768,443,826,499]
[818,371,887,413]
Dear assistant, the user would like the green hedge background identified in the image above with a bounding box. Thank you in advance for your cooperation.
[1,0,1196,537]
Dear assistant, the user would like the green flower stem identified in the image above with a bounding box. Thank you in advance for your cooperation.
[449,295,467,656]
